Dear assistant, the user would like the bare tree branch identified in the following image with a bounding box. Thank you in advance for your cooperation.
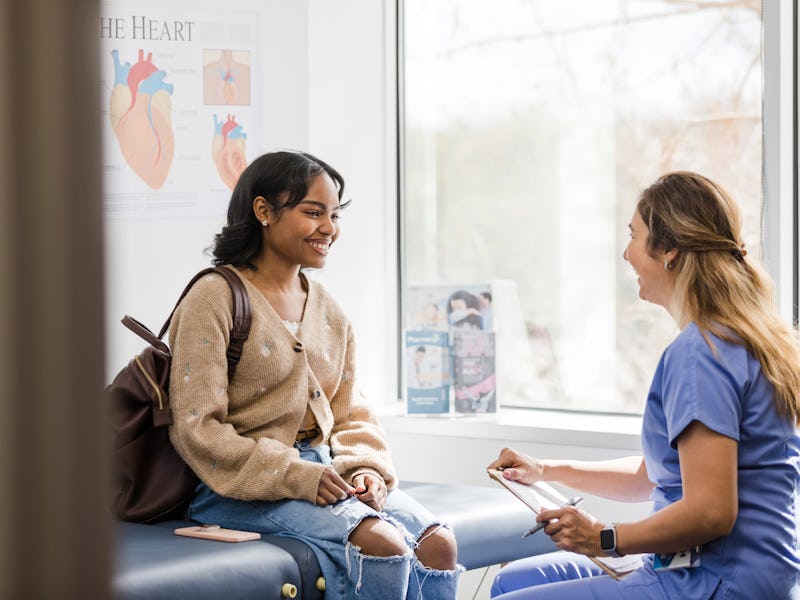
[424,1,758,61]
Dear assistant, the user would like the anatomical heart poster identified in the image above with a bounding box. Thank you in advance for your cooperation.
[99,6,262,219]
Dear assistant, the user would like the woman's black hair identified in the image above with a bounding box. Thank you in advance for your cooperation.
[210,151,346,269]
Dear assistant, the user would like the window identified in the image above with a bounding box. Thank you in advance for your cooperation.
[402,0,763,414]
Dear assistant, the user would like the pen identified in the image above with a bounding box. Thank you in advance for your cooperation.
[522,496,584,538]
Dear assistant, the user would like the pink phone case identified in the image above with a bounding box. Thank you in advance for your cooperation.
[174,525,261,542]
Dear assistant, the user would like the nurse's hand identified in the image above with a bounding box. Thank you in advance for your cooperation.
[487,447,544,485]
[316,467,355,506]
[352,473,387,512]
[537,505,602,556]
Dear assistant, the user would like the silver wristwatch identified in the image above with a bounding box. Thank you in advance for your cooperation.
[599,523,623,558]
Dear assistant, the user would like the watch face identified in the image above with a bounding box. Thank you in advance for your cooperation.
[600,528,615,551]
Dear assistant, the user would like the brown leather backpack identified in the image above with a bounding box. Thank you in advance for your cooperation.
[107,266,251,522]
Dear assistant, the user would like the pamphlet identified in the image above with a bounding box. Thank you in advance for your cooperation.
[405,284,493,415]
[406,284,492,333]
[453,330,496,414]
[405,330,451,414]
[487,469,645,580]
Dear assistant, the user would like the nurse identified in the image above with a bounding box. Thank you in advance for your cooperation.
[488,172,800,599]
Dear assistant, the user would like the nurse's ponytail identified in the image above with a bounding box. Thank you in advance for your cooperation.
[638,172,800,425]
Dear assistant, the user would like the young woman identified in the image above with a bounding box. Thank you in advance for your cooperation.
[168,151,462,599]
[488,172,800,599]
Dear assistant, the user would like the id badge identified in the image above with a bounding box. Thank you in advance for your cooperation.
[653,546,701,570]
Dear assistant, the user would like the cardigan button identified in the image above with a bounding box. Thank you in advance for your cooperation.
[293,342,303,353]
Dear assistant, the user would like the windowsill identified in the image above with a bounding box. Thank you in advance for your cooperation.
[377,403,643,451]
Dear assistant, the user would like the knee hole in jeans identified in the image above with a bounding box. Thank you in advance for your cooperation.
[348,516,408,558]
[415,525,458,571]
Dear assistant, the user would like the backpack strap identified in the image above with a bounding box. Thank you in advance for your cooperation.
[151,265,251,379]
[208,267,251,379]
[121,315,169,355]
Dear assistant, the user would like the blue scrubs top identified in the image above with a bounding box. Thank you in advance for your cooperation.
[637,323,800,599]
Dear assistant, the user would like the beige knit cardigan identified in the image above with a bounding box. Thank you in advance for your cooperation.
[168,267,397,503]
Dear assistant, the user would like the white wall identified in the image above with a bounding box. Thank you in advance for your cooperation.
[306,0,399,405]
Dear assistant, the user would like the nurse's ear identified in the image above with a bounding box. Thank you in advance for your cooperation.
[663,249,679,271]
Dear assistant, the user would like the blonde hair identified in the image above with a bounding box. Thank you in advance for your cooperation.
[638,171,800,424]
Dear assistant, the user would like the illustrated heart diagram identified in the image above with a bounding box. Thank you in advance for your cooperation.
[212,114,247,191]
[109,49,175,189]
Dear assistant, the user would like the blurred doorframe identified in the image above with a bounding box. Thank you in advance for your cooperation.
[0,1,109,597]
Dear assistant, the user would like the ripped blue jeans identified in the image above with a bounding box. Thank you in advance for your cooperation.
[188,442,463,599]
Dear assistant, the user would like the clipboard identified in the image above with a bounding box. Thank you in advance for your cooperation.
[487,468,644,579]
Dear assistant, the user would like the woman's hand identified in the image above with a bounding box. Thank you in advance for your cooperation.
[352,473,387,512]
[488,447,544,485]
[538,506,603,556]
[316,467,355,506]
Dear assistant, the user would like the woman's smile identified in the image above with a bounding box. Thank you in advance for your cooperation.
[307,239,332,255]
